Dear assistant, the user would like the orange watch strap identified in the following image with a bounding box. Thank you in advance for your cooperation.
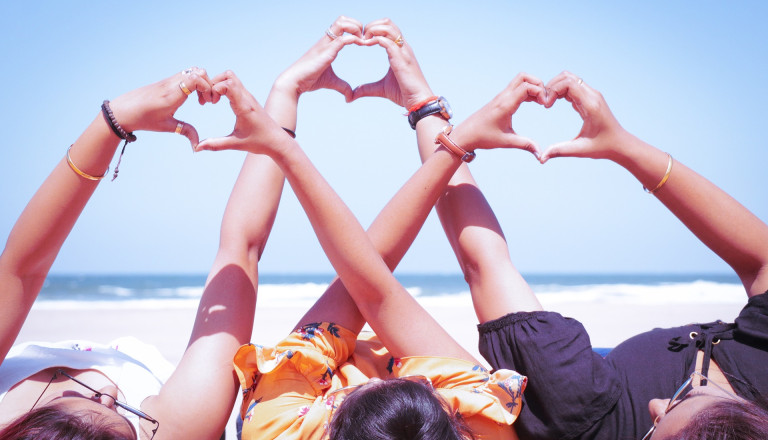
[434,125,476,163]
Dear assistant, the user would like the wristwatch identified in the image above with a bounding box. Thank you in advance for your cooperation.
[408,96,453,129]
[434,124,476,163]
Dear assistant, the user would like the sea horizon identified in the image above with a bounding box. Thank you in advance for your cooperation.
[34,272,745,310]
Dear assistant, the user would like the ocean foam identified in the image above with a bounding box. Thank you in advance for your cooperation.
[32,278,746,310]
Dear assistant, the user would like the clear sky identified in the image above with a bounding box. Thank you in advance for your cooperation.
[1,1,766,275]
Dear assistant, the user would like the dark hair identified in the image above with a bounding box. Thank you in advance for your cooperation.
[0,406,135,440]
[328,378,474,440]
[670,396,768,440]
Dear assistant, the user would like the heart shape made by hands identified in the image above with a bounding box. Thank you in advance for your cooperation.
[328,45,585,153]
[331,44,391,92]
[513,98,583,152]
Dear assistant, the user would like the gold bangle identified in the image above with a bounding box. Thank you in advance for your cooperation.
[644,153,673,194]
[66,145,108,181]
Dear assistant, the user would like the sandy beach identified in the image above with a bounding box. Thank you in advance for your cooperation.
[14,299,744,438]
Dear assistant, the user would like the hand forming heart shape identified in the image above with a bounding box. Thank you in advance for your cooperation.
[187,15,627,167]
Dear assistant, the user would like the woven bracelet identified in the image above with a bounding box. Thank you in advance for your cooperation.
[101,100,137,181]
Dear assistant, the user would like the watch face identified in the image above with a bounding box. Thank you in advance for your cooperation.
[438,97,453,119]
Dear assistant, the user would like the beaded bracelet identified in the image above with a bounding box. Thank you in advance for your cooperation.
[101,100,137,181]
[282,127,296,138]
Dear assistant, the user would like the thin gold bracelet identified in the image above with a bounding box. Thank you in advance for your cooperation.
[66,145,108,181]
[644,153,673,194]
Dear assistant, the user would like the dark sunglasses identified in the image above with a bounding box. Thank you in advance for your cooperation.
[31,369,159,439]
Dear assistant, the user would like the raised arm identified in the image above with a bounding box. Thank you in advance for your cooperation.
[0,69,214,363]
[350,22,545,326]
[197,61,546,364]
[143,19,367,439]
[150,17,362,438]
[411,74,549,323]
[297,18,517,354]
[540,71,768,297]
[297,17,463,333]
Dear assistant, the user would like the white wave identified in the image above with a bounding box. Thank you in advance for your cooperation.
[32,298,201,310]
[96,285,133,297]
[536,281,744,305]
[34,280,746,310]
[158,286,205,298]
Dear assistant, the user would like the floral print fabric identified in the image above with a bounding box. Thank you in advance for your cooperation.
[234,322,526,440]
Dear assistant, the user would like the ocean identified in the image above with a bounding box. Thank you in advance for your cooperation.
[34,273,746,310]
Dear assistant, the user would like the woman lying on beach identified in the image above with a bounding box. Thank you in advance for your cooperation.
[411,71,768,439]
[0,68,287,439]
[195,17,543,440]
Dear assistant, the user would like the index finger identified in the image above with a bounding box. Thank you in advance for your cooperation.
[502,78,547,114]
[545,71,588,107]
[327,15,364,40]
[210,70,258,115]
[181,67,214,105]
[363,18,401,41]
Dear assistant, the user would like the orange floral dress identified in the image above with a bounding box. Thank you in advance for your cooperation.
[234,322,526,440]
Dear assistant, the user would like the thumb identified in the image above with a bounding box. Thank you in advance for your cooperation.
[350,76,387,102]
[195,135,241,153]
[494,133,541,160]
[322,67,353,101]
[169,118,200,149]
[539,137,590,163]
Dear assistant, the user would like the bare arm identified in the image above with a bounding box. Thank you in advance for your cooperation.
[0,70,213,363]
[146,19,369,439]
[540,71,768,298]
[196,70,474,361]
[197,62,547,363]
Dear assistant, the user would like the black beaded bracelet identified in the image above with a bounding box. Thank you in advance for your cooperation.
[101,101,137,142]
[282,127,296,138]
[101,100,137,181]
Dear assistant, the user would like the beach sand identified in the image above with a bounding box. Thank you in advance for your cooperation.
[14,299,744,439]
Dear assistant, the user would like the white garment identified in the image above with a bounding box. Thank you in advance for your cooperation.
[0,337,174,434]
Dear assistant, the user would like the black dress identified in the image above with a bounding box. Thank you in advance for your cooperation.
[477,292,768,440]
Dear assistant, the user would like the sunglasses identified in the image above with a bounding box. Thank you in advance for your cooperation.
[640,371,738,440]
[31,369,159,439]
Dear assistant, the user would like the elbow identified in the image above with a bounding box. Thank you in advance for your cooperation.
[741,262,768,297]
[217,231,270,276]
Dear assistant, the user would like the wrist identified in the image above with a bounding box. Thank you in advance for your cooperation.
[270,76,302,101]
[447,123,473,152]
[105,97,137,134]
[404,90,436,111]
[434,124,475,163]
[604,128,646,167]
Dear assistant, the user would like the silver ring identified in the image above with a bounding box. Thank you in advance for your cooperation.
[182,68,194,76]
[325,27,339,40]
[577,78,584,86]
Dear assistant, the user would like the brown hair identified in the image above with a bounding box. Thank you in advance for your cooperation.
[670,396,768,440]
[0,406,134,440]
[328,378,474,440]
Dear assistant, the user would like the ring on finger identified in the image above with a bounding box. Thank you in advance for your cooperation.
[175,122,184,135]
[577,78,584,86]
[394,34,405,47]
[179,81,192,96]
[182,68,194,76]
[325,27,339,40]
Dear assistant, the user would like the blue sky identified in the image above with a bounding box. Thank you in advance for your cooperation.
[1,1,766,275]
